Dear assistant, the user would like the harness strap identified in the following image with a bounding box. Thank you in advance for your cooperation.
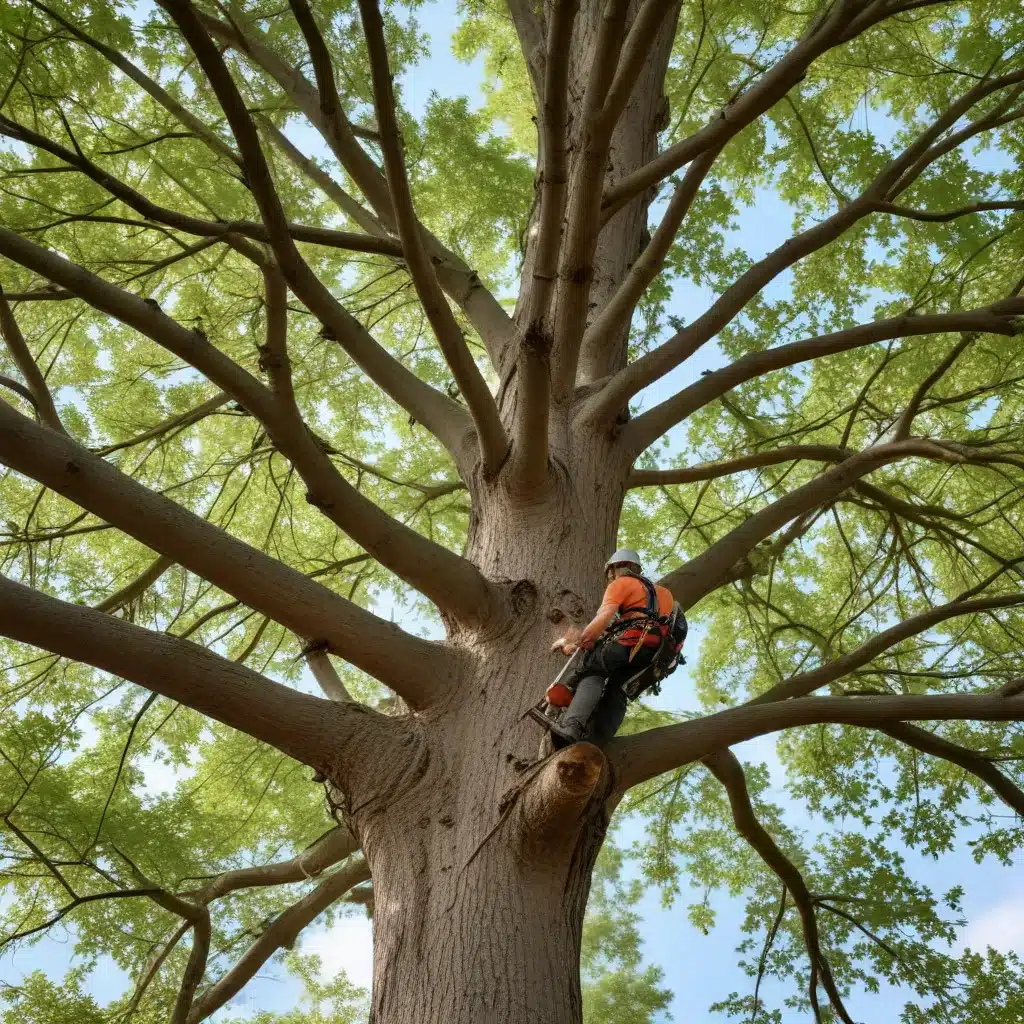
[619,574,659,618]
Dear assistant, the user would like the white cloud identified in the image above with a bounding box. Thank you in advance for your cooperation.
[962,894,1024,955]
[301,913,375,991]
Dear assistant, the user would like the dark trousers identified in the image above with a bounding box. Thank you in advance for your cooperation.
[559,642,655,747]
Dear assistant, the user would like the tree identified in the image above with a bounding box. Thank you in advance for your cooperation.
[0,0,1023,1020]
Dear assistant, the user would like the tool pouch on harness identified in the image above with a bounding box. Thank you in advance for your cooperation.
[620,595,688,701]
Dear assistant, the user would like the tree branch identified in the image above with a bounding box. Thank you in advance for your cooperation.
[703,750,853,1024]
[627,444,856,488]
[0,374,39,413]
[597,0,678,139]
[95,392,231,456]
[550,0,630,399]
[869,199,1024,223]
[0,226,499,632]
[256,113,387,236]
[598,0,900,218]
[0,285,66,434]
[875,722,1024,817]
[509,0,579,491]
[304,647,353,702]
[353,0,508,476]
[194,824,359,902]
[0,399,456,707]
[188,855,370,1022]
[113,854,212,1024]
[892,333,975,440]
[750,589,1024,705]
[583,145,722,352]
[94,554,175,614]
[659,439,981,608]
[611,691,1024,793]
[0,887,163,951]
[140,6,479,467]
[199,5,513,363]
[619,299,1024,456]
[588,67,1024,434]
[0,572,352,771]
[26,0,241,167]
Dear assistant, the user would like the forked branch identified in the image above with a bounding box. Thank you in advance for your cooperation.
[354,0,508,476]
[0,226,498,630]
[188,855,371,1022]
[704,750,853,1024]
[198,4,512,361]
[588,67,1024,438]
[0,399,455,706]
[154,1,479,468]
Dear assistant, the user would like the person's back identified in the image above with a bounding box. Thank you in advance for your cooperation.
[601,575,674,650]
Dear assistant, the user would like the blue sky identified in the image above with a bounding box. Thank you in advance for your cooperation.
[5,1,1024,1020]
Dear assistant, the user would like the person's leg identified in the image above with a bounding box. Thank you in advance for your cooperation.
[557,673,606,740]
[585,683,627,747]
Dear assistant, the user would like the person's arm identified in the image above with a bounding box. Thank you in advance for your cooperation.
[552,582,623,654]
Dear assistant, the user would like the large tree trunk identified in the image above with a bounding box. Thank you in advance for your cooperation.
[350,464,630,1023]
[357,641,610,1024]
[346,6,682,1019]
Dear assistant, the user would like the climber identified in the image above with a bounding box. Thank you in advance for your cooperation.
[546,549,683,748]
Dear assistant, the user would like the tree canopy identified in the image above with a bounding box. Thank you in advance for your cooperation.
[1,0,1023,1021]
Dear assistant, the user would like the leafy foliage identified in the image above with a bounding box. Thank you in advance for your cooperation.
[1,0,1023,1021]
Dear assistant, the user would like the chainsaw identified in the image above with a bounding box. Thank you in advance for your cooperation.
[522,647,582,732]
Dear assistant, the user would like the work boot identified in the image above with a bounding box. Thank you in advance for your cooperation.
[546,717,586,745]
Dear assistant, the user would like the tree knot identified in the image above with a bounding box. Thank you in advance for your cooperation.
[523,321,553,357]
[257,344,284,373]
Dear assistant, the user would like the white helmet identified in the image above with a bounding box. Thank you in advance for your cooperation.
[605,548,641,570]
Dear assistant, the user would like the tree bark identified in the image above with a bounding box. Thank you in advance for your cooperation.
[5,1,1021,1021]
[349,631,612,1024]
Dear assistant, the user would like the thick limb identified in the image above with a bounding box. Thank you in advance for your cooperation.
[508,0,580,491]
[0,400,456,707]
[353,0,508,477]
[0,572,354,770]
[610,691,1024,792]
[0,227,498,630]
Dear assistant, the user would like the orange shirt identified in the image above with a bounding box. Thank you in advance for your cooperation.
[602,576,674,647]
